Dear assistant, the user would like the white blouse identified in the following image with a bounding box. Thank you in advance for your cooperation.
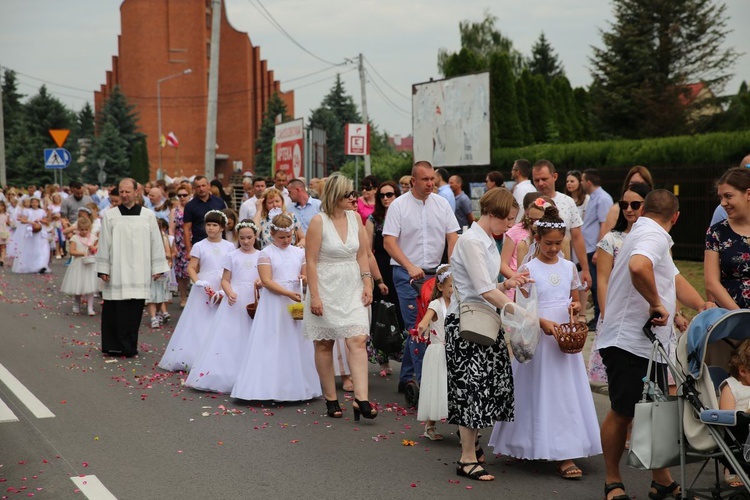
[448,222,499,316]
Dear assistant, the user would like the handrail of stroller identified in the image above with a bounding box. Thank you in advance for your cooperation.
[642,314,662,344]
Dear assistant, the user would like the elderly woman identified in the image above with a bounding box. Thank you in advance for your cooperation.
[705,167,750,310]
[303,173,375,421]
[446,187,528,482]
[252,188,305,249]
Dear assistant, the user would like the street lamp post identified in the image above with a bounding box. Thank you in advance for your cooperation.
[157,68,192,180]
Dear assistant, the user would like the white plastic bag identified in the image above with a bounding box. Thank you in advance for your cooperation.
[501,282,540,363]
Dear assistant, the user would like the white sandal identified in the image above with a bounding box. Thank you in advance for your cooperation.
[423,425,444,441]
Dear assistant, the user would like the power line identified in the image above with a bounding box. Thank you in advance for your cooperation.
[12,70,92,94]
[247,0,344,67]
[364,69,411,117]
[289,67,356,91]
[16,80,90,103]
[363,56,411,101]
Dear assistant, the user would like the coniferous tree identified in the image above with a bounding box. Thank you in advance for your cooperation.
[255,92,291,177]
[308,74,361,171]
[86,118,129,184]
[524,72,551,143]
[490,52,523,148]
[528,32,565,83]
[442,48,486,78]
[589,0,738,138]
[515,76,533,145]
[550,76,582,142]
[129,137,150,184]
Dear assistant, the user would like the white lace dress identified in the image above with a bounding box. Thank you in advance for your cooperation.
[303,211,369,340]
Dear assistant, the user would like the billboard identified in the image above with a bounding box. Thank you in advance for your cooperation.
[412,72,491,167]
[274,118,304,179]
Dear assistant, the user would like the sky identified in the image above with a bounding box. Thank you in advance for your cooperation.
[0,0,748,138]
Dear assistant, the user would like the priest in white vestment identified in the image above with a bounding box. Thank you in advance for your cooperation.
[96,178,169,357]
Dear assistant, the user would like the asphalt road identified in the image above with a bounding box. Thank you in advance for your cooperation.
[0,260,707,499]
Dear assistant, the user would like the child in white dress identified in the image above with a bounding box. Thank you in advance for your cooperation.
[489,203,602,479]
[416,264,452,441]
[60,217,99,315]
[232,211,321,402]
[186,221,261,393]
[147,218,173,328]
[158,210,235,372]
[0,201,9,266]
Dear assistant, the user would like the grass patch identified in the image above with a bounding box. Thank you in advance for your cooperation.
[675,260,704,320]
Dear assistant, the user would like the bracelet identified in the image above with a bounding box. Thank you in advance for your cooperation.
[374,278,383,286]
[360,272,373,280]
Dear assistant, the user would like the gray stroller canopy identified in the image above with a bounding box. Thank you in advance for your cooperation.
[686,308,750,378]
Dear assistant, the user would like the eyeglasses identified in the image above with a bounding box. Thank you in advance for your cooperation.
[361,186,375,192]
[343,191,359,199]
[378,192,396,199]
[177,194,189,198]
[618,200,643,211]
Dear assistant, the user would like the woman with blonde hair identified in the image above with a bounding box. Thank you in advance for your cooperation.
[253,187,305,249]
[303,173,375,421]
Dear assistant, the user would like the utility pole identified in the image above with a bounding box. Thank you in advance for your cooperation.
[0,63,6,187]
[204,0,222,181]
[358,53,371,176]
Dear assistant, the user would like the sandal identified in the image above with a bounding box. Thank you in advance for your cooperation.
[456,461,494,481]
[325,399,342,418]
[647,481,680,499]
[423,425,444,441]
[557,463,582,480]
[604,482,630,500]
[475,441,486,464]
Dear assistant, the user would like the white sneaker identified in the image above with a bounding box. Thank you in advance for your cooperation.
[150,316,160,328]
[72,304,80,314]
[88,309,95,316]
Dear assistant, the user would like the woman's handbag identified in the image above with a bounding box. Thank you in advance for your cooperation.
[246,285,260,319]
[454,285,503,346]
[627,343,680,470]
[370,300,403,353]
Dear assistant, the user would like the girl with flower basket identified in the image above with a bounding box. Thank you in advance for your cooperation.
[159,210,235,372]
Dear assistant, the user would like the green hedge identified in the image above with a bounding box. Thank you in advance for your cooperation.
[491,130,750,169]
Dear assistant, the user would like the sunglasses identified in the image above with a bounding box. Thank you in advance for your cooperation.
[618,200,643,211]
[343,191,359,199]
[378,192,396,199]
[177,194,189,198]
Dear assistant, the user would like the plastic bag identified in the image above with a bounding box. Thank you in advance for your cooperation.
[501,282,540,363]
[371,301,404,354]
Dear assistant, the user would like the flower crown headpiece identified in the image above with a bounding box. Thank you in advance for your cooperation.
[78,207,93,215]
[236,220,259,232]
[436,264,452,283]
[268,208,294,233]
[205,209,228,225]
[533,198,552,210]
[534,220,566,229]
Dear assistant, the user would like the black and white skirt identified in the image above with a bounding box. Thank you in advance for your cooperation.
[445,312,514,429]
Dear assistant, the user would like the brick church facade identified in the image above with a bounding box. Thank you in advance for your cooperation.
[95,0,294,182]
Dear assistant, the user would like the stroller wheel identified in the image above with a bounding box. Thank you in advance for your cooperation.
[405,380,420,408]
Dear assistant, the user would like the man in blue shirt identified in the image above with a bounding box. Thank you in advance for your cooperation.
[581,168,613,327]
[435,168,456,211]
[449,174,474,232]
[183,176,227,254]
[287,178,321,232]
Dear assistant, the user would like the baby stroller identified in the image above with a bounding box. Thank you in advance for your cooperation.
[403,270,437,408]
[669,308,750,499]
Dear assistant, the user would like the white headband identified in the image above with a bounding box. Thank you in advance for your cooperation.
[534,220,566,229]
[268,208,294,233]
[205,209,228,225]
[436,264,452,283]
[236,220,259,232]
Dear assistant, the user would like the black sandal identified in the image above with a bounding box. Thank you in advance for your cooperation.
[604,482,630,500]
[325,399,342,418]
[475,442,486,464]
[353,399,377,421]
[647,481,680,500]
[457,461,493,481]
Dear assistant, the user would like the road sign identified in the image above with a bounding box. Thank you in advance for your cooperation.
[274,119,304,179]
[49,129,70,148]
[44,148,71,169]
[345,123,370,156]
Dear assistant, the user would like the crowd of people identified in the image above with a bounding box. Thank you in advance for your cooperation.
[2,152,749,498]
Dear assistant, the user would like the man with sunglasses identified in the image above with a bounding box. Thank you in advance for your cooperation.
[383,161,460,392]
[581,169,613,328]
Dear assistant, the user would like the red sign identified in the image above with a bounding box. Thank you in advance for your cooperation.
[274,119,304,178]
[345,123,370,156]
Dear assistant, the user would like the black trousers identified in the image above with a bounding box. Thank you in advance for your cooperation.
[101,299,145,356]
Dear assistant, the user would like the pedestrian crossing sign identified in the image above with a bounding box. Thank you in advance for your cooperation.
[44,148,71,169]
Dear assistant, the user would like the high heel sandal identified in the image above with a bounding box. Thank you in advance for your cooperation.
[352,399,377,421]
[325,399,342,418]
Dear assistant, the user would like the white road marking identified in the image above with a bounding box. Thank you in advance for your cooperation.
[71,475,118,500]
[0,363,55,419]
[0,397,19,423]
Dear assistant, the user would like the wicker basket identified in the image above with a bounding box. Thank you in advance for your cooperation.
[246,286,260,319]
[552,308,588,354]
[287,303,304,321]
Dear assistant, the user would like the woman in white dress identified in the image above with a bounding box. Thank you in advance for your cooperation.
[12,197,51,274]
[6,196,30,265]
[231,211,321,402]
[186,221,260,393]
[303,173,374,421]
[158,210,235,372]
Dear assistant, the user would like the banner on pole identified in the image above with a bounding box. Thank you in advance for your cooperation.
[274,119,304,179]
[344,123,370,156]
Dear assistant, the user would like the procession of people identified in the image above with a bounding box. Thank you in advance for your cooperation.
[2,153,748,500]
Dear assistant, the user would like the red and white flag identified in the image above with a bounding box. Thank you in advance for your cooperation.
[166,132,179,148]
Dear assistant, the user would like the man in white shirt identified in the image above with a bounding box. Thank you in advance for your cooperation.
[511,159,536,222]
[238,178,266,221]
[273,170,294,208]
[596,190,714,500]
[532,160,592,289]
[287,178,321,232]
[240,177,254,202]
[383,161,460,391]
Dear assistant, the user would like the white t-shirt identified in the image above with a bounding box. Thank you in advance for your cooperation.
[513,180,536,222]
[551,191,583,235]
[597,217,679,359]
[239,196,258,221]
[382,191,459,268]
